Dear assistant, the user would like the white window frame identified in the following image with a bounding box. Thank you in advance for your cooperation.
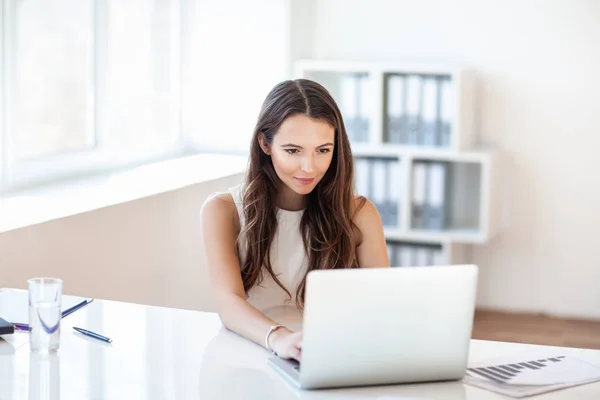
[1,0,185,192]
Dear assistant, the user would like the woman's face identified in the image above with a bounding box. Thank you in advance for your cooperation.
[260,114,335,198]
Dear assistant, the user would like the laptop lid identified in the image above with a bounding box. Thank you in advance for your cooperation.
[298,264,478,389]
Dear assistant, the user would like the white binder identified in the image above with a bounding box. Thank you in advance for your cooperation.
[433,249,444,266]
[421,76,439,147]
[340,74,358,140]
[415,247,429,267]
[400,245,413,267]
[389,159,402,226]
[372,159,387,225]
[386,75,405,143]
[439,78,453,147]
[405,75,422,145]
[357,74,370,142]
[425,162,447,230]
[355,158,370,197]
[411,162,427,229]
[387,243,395,265]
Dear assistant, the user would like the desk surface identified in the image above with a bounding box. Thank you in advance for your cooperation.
[1,289,600,400]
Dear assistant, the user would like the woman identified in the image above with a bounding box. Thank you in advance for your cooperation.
[200,79,389,362]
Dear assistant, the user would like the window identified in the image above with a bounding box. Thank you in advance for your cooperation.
[1,0,182,190]
[0,0,289,192]
[9,0,95,160]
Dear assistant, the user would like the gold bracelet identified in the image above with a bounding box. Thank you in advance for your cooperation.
[265,324,285,356]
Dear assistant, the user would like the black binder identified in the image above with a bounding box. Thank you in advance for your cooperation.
[0,317,14,335]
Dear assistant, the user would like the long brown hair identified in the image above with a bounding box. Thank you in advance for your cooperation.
[240,79,365,309]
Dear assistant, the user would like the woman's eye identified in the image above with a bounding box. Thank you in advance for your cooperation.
[284,149,299,155]
[319,148,331,154]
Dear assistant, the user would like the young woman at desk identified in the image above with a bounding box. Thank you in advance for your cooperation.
[200,79,389,362]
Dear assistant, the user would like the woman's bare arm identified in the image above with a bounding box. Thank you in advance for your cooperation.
[200,193,301,360]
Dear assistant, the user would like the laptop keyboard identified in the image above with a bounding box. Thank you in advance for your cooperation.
[289,359,301,372]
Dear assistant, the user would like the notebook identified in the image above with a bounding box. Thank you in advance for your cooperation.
[0,317,14,335]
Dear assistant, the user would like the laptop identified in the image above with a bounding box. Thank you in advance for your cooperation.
[268,264,478,390]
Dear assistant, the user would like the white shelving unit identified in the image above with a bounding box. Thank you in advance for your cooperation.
[294,59,500,267]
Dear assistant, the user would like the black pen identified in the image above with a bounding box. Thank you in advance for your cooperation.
[73,327,112,343]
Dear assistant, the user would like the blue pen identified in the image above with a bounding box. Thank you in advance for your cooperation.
[73,327,112,343]
[61,298,94,318]
[11,298,94,330]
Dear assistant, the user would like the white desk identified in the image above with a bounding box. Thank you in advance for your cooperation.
[1,290,600,399]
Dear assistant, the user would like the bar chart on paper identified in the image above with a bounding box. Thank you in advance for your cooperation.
[467,355,592,385]
[463,350,600,397]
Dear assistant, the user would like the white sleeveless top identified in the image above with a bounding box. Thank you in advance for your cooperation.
[228,184,307,328]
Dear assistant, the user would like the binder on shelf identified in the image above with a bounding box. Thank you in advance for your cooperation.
[433,248,444,265]
[405,74,422,145]
[425,162,448,231]
[340,74,358,141]
[426,247,436,265]
[438,77,453,147]
[388,159,402,227]
[400,245,413,267]
[411,161,428,229]
[372,159,388,226]
[421,76,439,147]
[354,158,370,197]
[357,73,370,142]
[387,241,445,267]
[387,243,394,265]
[415,247,429,267]
[382,159,393,226]
[366,157,375,203]
[385,74,406,143]
[387,241,399,266]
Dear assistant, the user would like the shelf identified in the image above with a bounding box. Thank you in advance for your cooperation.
[384,228,487,244]
[295,59,476,152]
[352,150,497,243]
[295,59,500,266]
[294,59,466,76]
[351,143,494,163]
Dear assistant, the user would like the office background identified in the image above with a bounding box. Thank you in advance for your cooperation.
[1,0,599,321]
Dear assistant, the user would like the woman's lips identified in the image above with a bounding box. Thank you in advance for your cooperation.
[295,177,315,185]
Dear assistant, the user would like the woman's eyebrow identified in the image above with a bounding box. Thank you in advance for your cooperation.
[280,142,334,148]
[317,142,334,148]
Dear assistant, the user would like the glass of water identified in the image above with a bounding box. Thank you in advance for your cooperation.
[28,278,63,352]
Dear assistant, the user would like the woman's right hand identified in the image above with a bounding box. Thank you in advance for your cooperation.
[269,329,302,362]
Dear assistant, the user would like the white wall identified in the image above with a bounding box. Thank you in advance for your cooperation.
[312,0,600,319]
[0,173,243,312]
[181,0,290,153]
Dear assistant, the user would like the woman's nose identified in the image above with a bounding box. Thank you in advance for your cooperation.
[301,155,314,173]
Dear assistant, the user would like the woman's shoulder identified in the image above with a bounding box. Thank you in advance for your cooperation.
[200,191,240,227]
[204,191,235,205]
[352,195,381,226]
